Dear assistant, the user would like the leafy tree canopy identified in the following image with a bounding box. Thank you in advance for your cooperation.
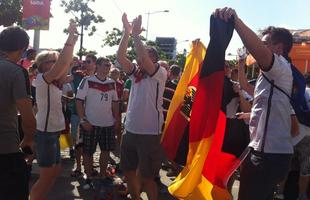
[0,0,22,27]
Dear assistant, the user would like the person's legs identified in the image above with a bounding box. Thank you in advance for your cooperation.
[296,136,310,199]
[30,164,62,200]
[137,134,163,200]
[298,176,310,199]
[141,177,158,200]
[30,131,62,199]
[123,171,141,200]
[238,151,292,200]
[82,127,96,178]
[120,132,140,199]
[99,151,109,177]
[75,145,83,171]
[98,126,116,177]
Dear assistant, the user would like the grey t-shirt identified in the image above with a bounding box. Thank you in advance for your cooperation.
[0,57,31,154]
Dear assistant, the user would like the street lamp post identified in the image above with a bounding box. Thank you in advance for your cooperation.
[145,10,169,40]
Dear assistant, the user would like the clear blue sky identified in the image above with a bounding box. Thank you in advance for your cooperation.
[8,0,310,59]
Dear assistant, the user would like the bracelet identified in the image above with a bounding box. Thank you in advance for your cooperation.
[65,43,73,46]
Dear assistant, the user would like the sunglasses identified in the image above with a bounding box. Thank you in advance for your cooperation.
[84,60,92,64]
[44,60,56,64]
[99,63,111,67]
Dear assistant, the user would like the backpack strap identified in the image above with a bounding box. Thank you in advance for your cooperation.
[261,73,292,100]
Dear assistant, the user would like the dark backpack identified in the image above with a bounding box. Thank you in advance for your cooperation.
[262,64,310,127]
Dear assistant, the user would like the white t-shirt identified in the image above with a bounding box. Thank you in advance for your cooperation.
[76,75,118,127]
[33,73,65,132]
[125,64,167,135]
[249,54,293,154]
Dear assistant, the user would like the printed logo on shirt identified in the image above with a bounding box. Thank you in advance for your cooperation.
[88,81,115,92]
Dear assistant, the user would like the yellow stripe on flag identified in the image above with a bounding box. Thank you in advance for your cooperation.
[168,137,211,198]
[162,40,206,141]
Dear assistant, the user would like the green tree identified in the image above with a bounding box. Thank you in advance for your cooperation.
[76,47,97,58]
[60,0,105,59]
[103,27,169,62]
[0,0,22,27]
[173,52,187,69]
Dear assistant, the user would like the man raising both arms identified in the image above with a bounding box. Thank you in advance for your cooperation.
[117,13,167,200]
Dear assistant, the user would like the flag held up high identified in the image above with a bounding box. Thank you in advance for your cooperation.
[168,15,241,200]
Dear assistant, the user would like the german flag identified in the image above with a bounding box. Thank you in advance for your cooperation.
[168,15,247,199]
[161,40,206,165]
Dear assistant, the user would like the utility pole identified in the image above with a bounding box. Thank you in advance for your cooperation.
[33,30,40,51]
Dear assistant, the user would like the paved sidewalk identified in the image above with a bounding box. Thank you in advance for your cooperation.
[29,149,239,199]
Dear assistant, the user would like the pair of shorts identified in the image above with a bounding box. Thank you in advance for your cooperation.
[294,136,310,176]
[34,130,61,167]
[82,126,116,155]
[120,131,164,178]
[0,153,29,200]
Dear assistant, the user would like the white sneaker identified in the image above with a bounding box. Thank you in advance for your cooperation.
[274,193,285,200]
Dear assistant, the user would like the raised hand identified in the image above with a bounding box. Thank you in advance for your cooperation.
[68,20,78,44]
[214,7,238,22]
[122,13,132,34]
[132,15,143,37]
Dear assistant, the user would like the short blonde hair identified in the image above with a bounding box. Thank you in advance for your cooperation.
[35,50,59,73]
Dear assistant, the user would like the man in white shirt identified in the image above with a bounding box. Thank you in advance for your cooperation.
[117,14,167,200]
[76,57,120,189]
[215,8,294,200]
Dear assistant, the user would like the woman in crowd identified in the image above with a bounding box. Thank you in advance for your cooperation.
[29,21,78,200]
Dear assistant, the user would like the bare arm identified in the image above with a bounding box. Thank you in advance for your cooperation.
[44,22,78,83]
[215,8,273,71]
[238,59,254,96]
[59,74,74,85]
[76,99,86,120]
[112,101,121,142]
[132,15,157,75]
[116,13,134,74]
[233,83,252,113]
[239,92,252,113]
[291,115,299,137]
[76,99,92,131]
[16,98,36,149]
[112,101,121,123]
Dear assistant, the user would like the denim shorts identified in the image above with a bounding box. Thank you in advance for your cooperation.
[34,130,61,167]
[70,114,79,140]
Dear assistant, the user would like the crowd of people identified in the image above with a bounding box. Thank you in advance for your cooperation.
[0,7,310,200]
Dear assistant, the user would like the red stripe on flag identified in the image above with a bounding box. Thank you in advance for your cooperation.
[190,71,244,190]
[190,71,225,142]
[161,106,188,160]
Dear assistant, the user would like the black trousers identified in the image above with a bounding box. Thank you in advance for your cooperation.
[0,153,29,200]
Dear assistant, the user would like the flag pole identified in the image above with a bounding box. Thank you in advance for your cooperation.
[33,30,40,51]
